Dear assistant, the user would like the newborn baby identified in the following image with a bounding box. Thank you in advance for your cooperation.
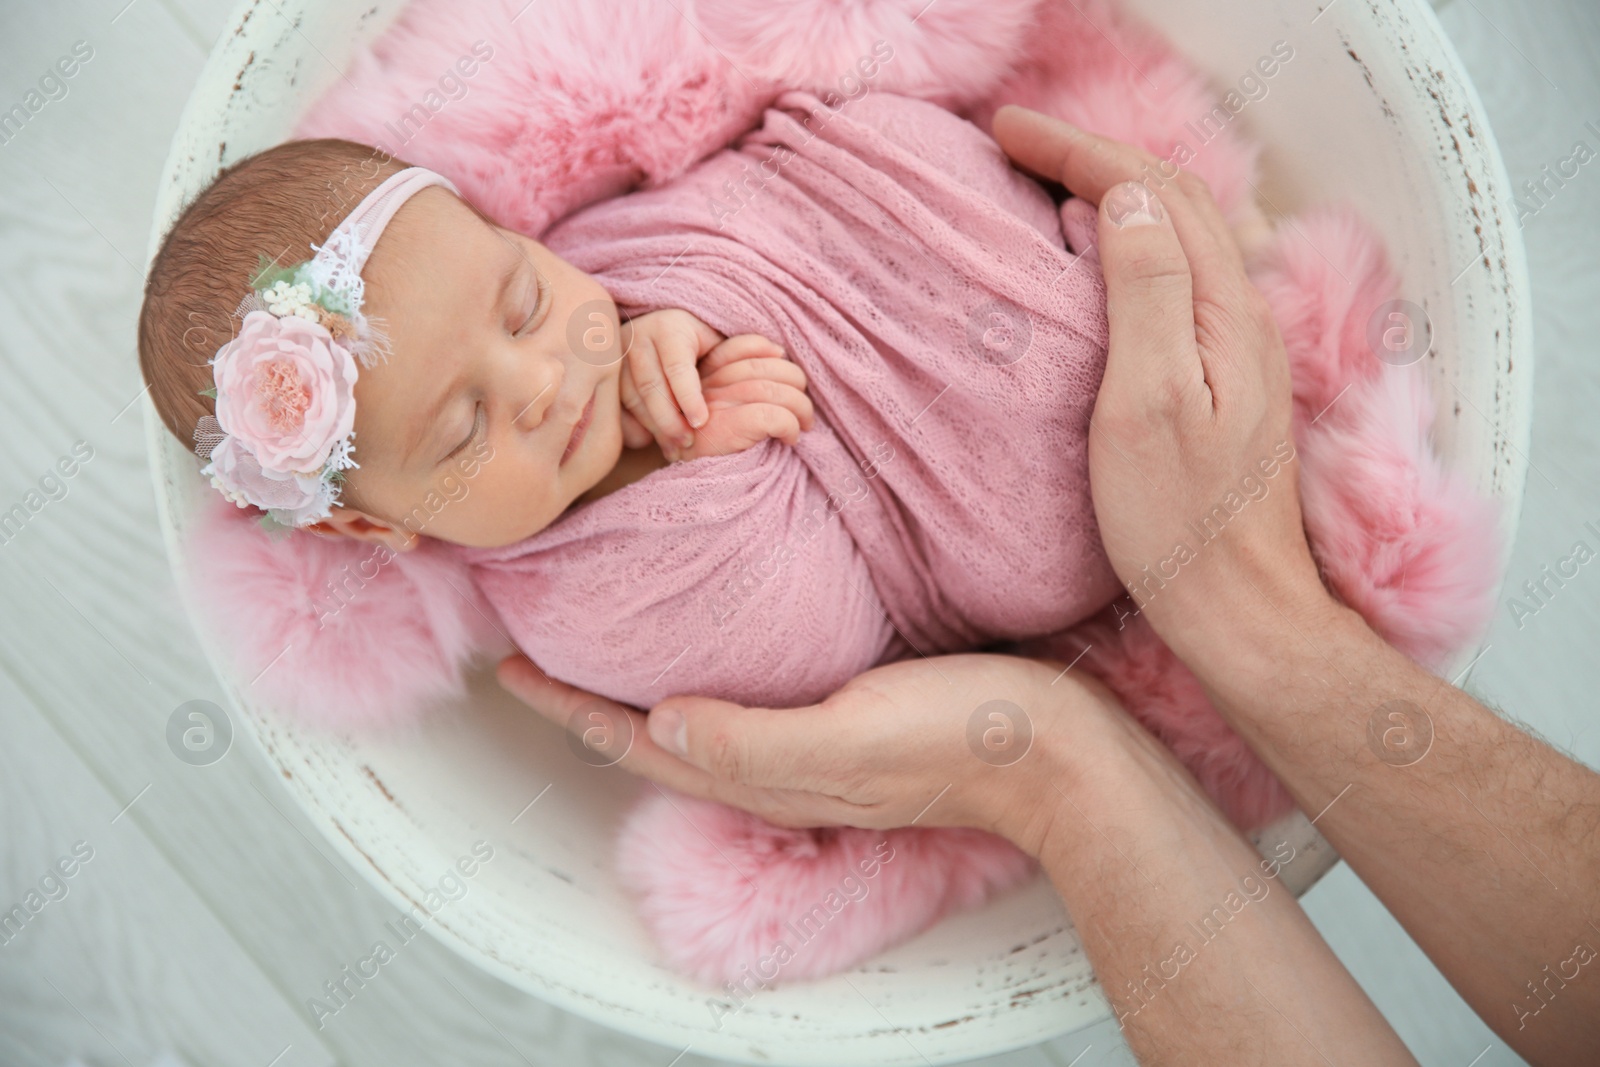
[139,89,1120,713]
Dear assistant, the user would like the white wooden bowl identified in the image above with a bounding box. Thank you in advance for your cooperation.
[144,1,1530,1062]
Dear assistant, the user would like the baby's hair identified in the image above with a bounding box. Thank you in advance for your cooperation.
[137,138,411,461]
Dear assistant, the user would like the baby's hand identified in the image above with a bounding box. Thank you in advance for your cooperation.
[673,336,814,461]
[617,309,807,460]
[616,309,725,453]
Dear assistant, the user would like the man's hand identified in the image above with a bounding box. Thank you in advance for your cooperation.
[991,105,1327,661]
[496,650,1113,845]
[495,647,1420,1065]
[992,103,1600,1065]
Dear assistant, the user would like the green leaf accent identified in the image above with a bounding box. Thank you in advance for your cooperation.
[257,512,294,540]
[246,252,360,323]
[248,252,306,292]
[196,386,217,399]
[315,287,354,316]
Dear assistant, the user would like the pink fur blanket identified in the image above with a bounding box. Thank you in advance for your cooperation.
[460,88,1120,710]
[180,0,1501,984]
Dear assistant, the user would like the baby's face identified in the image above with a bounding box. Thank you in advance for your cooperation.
[347,188,624,548]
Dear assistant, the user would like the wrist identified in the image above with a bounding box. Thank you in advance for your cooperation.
[993,667,1130,860]
[1020,690,1204,879]
[1165,571,1406,746]
[1143,545,1354,691]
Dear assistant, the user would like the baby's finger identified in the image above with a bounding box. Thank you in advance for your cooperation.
[701,401,803,450]
[700,356,808,396]
[625,337,694,451]
[618,363,663,443]
[703,378,814,433]
[619,407,654,450]
[658,333,711,431]
[700,333,787,377]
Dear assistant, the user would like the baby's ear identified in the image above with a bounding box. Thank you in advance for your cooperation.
[308,508,418,552]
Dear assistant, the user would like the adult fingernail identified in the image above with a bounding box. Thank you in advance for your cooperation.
[1104,181,1165,228]
[650,707,687,756]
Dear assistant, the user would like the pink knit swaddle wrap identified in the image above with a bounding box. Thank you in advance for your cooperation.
[458,90,1121,708]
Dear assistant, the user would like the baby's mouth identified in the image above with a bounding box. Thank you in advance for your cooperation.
[560,392,596,466]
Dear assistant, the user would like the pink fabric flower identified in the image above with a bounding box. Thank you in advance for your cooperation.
[212,310,358,475]
[204,434,331,524]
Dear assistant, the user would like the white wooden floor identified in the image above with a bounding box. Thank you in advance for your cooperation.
[1,1,1595,1065]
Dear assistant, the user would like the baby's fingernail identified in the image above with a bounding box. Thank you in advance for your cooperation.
[690,413,707,429]
[650,707,687,757]
[1104,181,1165,228]
[679,433,694,450]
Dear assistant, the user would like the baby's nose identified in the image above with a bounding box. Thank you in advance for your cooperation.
[511,353,564,431]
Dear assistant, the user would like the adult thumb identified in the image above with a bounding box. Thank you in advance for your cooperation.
[1096,181,1200,397]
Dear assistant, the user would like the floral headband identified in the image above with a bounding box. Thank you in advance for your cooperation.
[192,166,460,530]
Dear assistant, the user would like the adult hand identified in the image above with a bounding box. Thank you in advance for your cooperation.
[497,647,1424,1066]
[992,107,1600,1065]
[990,105,1335,666]
[497,651,1120,858]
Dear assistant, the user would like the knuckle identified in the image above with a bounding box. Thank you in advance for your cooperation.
[1150,372,1193,417]
[1077,136,1122,174]
[1203,289,1275,342]
[1241,290,1277,334]
[705,728,749,783]
[1099,380,1181,433]
[1118,249,1191,290]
